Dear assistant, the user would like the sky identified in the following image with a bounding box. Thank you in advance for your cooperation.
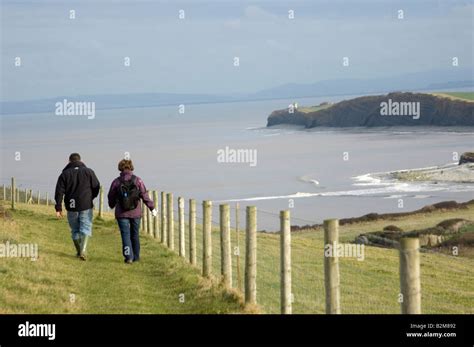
[1,0,473,101]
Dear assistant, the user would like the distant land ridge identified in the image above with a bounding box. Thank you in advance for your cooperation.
[266,92,474,128]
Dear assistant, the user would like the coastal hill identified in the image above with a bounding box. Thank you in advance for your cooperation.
[267,92,474,128]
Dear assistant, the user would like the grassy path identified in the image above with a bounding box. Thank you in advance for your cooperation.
[1,200,473,314]
[0,203,243,314]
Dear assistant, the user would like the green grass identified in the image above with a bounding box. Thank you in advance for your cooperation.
[298,103,333,113]
[175,204,474,314]
[1,200,473,314]
[430,92,474,102]
[280,207,474,314]
[0,202,243,314]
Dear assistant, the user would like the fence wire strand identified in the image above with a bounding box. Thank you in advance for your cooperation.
[4,182,472,314]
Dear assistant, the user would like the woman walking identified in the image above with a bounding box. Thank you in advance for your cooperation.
[108,159,157,264]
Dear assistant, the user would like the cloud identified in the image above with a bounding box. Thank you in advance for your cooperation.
[223,5,278,30]
[243,5,278,21]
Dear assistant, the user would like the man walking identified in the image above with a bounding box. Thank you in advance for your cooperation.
[55,153,100,260]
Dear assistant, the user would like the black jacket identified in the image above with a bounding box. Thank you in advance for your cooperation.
[54,161,100,212]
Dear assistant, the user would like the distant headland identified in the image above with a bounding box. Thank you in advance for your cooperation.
[266,92,474,128]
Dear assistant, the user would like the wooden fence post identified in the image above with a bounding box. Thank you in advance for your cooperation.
[46,192,49,206]
[140,200,145,232]
[25,188,28,204]
[245,206,257,305]
[220,204,232,288]
[147,208,150,234]
[280,210,292,314]
[153,191,160,239]
[37,190,40,205]
[161,192,167,245]
[324,219,341,314]
[144,200,149,234]
[143,202,147,232]
[236,203,242,291]
[11,177,15,210]
[189,199,197,266]
[167,193,174,250]
[399,237,421,314]
[98,186,104,218]
[202,200,212,277]
[178,197,185,257]
[147,192,153,236]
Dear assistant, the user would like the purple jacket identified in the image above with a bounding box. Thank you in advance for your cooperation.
[107,170,154,219]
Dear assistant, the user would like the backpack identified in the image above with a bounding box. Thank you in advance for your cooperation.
[118,175,140,211]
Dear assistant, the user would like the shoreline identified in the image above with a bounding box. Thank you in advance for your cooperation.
[390,163,474,183]
[289,199,474,232]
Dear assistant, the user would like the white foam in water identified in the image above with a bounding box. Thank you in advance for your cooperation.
[352,173,393,187]
[299,175,321,186]
[217,183,448,202]
[219,165,474,203]
[383,195,406,199]
[351,164,456,184]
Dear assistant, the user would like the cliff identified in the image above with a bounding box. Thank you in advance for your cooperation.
[267,92,474,128]
[459,152,474,165]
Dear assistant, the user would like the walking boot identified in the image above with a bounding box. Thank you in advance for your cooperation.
[73,239,81,257]
[79,234,89,261]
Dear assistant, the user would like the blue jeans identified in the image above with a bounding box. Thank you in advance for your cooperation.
[67,209,93,240]
[117,218,141,262]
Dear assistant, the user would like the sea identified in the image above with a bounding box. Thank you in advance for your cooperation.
[1,93,473,230]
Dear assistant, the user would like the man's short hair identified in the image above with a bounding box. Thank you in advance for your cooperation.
[69,153,81,162]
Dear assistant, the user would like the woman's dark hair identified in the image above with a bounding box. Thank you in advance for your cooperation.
[118,159,134,172]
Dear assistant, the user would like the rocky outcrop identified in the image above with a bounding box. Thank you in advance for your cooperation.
[290,200,474,231]
[459,152,474,165]
[267,92,474,128]
[436,218,471,232]
[383,225,404,232]
[355,218,473,248]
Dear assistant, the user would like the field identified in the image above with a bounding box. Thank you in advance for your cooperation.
[430,91,474,102]
[221,205,474,314]
[1,199,473,314]
[298,92,474,115]
[298,103,333,113]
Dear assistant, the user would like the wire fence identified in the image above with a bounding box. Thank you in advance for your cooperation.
[2,179,472,314]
